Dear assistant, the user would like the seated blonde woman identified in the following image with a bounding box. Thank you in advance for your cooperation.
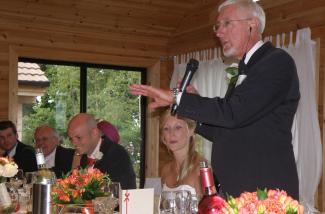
[160,109,206,198]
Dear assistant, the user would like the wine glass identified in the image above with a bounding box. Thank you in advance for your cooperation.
[189,194,198,214]
[108,182,121,199]
[175,190,191,214]
[160,191,176,214]
[9,169,25,190]
[25,172,37,184]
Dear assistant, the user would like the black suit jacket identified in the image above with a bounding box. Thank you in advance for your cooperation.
[80,137,136,190]
[13,141,38,173]
[52,145,75,178]
[177,42,300,199]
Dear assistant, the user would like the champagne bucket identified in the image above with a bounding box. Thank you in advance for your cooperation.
[32,183,52,214]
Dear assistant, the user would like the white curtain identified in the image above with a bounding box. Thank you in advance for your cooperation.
[170,49,229,162]
[170,27,322,212]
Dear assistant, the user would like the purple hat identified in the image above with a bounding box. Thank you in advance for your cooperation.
[97,120,120,143]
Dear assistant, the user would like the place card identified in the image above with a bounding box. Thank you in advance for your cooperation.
[120,188,154,214]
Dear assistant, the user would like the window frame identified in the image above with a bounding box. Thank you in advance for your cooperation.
[19,57,147,188]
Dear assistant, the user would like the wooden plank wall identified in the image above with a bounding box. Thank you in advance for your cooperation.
[0,0,174,178]
[168,0,325,211]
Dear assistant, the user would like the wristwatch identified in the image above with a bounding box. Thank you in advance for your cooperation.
[171,87,180,104]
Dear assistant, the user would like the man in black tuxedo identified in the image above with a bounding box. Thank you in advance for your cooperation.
[67,113,136,190]
[34,125,75,178]
[130,0,299,199]
[0,121,37,172]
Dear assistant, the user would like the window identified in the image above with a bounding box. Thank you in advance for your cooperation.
[18,58,146,187]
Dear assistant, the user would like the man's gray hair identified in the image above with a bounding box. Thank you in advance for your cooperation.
[218,0,266,34]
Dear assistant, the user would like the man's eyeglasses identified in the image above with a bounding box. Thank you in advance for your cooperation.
[213,18,252,33]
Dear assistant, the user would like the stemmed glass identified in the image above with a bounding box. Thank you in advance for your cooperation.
[160,191,176,214]
[94,181,120,213]
[25,171,37,185]
[108,182,121,199]
[9,169,25,190]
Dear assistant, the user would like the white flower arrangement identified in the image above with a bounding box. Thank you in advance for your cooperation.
[0,157,18,183]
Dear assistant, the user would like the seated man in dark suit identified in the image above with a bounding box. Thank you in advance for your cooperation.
[0,120,37,172]
[68,113,136,190]
[34,125,75,178]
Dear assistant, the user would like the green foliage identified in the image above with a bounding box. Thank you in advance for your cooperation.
[226,195,238,214]
[257,188,268,201]
[225,66,239,76]
[286,207,298,214]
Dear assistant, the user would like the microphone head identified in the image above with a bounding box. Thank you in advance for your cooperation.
[187,58,199,72]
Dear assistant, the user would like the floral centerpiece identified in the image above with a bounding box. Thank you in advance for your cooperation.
[222,188,304,214]
[0,157,19,213]
[0,157,19,183]
[52,168,110,205]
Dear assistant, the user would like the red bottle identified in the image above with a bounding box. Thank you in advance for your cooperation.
[198,161,226,214]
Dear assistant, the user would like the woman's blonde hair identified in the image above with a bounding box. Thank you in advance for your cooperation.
[160,108,199,185]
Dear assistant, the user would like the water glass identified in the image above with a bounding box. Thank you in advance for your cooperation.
[108,182,121,199]
[93,196,118,214]
[175,190,191,214]
[190,195,198,214]
[160,191,176,214]
[25,171,37,184]
[9,169,25,190]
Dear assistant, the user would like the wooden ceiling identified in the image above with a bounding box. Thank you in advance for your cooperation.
[0,0,219,44]
[0,0,308,62]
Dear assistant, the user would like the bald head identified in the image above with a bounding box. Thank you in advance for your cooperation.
[68,113,101,155]
[34,125,60,156]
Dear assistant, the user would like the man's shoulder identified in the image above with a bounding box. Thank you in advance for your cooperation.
[101,138,131,163]
[56,145,75,155]
[16,141,35,154]
[102,137,127,154]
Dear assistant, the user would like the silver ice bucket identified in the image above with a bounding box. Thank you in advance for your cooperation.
[32,183,52,214]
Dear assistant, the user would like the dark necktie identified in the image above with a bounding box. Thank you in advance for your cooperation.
[87,157,96,167]
[2,151,8,157]
[224,54,247,99]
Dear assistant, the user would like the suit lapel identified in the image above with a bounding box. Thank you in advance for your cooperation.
[224,42,274,99]
[12,141,21,159]
[94,137,110,169]
[54,146,60,167]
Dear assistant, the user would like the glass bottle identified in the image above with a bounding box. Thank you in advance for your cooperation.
[198,161,225,214]
[35,148,55,184]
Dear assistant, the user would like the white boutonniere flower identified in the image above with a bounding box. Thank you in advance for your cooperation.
[93,151,103,161]
[225,63,239,83]
[225,63,247,87]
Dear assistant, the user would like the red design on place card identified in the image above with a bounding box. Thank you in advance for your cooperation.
[124,191,130,214]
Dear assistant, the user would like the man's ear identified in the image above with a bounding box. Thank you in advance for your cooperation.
[249,18,259,33]
[92,127,101,138]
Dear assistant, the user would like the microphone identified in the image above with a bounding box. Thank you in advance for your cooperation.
[171,58,199,115]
